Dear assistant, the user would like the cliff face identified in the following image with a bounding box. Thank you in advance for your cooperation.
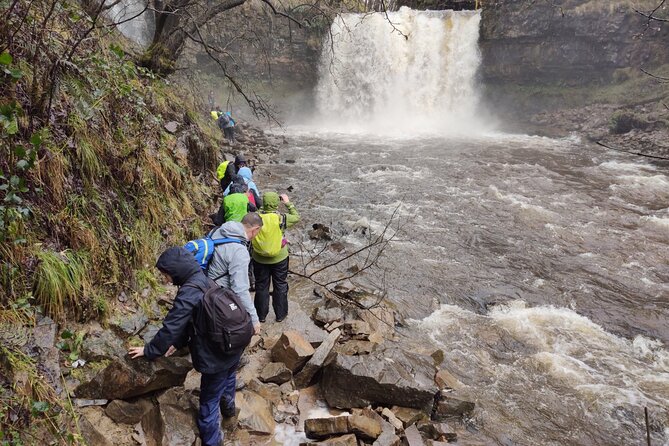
[479,0,669,113]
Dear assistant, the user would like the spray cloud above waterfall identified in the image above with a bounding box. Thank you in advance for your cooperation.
[314,7,487,135]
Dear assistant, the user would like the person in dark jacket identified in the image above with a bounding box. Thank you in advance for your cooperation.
[128,247,243,446]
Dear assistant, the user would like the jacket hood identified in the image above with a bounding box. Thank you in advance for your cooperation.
[238,167,253,181]
[229,174,248,194]
[156,247,202,286]
[212,221,247,241]
[262,192,280,212]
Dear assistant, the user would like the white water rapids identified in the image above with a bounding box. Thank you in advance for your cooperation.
[261,8,669,446]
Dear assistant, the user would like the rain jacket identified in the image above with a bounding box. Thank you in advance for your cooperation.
[224,168,261,206]
[206,222,259,325]
[252,192,300,265]
[145,247,241,374]
[223,193,250,222]
[217,161,236,192]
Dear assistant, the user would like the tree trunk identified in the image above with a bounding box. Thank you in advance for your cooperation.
[138,12,186,75]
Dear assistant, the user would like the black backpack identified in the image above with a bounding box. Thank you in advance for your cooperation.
[193,278,254,352]
[217,113,230,129]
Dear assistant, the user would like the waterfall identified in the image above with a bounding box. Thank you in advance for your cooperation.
[315,7,484,134]
[105,0,155,48]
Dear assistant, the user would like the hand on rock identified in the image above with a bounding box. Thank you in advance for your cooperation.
[165,345,176,357]
[128,346,145,359]
[254,323,261,335]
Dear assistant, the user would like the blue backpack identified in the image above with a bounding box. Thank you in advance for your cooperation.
[183,236,245,271]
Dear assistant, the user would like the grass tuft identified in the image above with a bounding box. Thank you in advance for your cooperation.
[33,250,88,321]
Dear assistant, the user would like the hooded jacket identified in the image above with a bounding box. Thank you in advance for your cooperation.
[224,168,261,206]
[252,192,300,265]
[145,247,241,373]
[207,222,259,325]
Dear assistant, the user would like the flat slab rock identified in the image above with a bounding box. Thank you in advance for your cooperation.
[321,346,438,412]
[75,356,191,400]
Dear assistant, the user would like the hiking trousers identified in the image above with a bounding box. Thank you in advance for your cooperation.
[253,257,289,321]
[197,355,241,446]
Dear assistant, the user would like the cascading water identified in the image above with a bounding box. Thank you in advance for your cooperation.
[315,7,484,134]
[105,0,154,48]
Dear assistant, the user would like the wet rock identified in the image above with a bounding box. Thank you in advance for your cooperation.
[263,310,328,347]
[75,356,191,400]
[79,406,136,446]
[391,406,427,428]
[247,378,283,405]
[140,323,162,344]
[336,340,376,356]
[259,362,293,385]
[417,422,457,442]
[431,350,444,366]
[348,409,382,441]
[271,330,315,372]
[310,434,359,445]
[295,328,341,389]
[164,121,179,134]
[309,223,332,241]
[433,392,475,419]
[81,329,126,362]
[156,387,199,445]
[305,416,350,439]
[33,317,62,394]
[73,398,108,407]
[285,159,296,164]
[236,390,276,434]
[434,369,462,391]
[373,417,401,446]
[404,424,426,446]
[380,408,404,431]
[109,308,149,336]
[322,347,438,412]
[105,398,154,424]
[312,307,344,326]
[183,368,201,393]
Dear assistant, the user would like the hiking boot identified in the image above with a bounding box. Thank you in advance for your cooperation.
[221,404,236,418]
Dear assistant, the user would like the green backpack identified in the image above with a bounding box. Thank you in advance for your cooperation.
[252,213,286,257]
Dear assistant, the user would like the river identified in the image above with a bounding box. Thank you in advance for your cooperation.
[257,7,668,445]
[257,130,668,445]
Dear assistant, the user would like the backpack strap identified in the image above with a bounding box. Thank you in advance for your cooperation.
[208,237,246,282]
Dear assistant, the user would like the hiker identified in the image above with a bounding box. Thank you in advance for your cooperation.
[233,153,247,171]
[212,176,257,226]
[218,111,235,143]
[128,245,256,446]
[224,166,261,207]
[210,106,222,121]
[207,91,215,109]
[252,192,300,323]
[216,159,236,192]
[207,213,263,332]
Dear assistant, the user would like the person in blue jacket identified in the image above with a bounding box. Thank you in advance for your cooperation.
[128,245,259,446]
[222,111,235,143]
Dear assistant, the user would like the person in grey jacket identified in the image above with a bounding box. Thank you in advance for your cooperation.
[207,212,263,335]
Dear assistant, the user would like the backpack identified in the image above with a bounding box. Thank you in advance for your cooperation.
[218,113,230,129]
[193,278,254,352]
[252,213,286,257]
[246,191,256,207]
[184,235,245,271]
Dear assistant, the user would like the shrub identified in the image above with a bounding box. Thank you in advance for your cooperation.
[609,111,648,134]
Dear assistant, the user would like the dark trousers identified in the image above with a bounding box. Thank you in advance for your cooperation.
[197,356,240,446]
[253,257,289,321]
[223,126,235,142]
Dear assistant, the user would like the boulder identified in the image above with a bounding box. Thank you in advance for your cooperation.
[183,369,201,393]
[140,323,162,344]
[105,398,154,424]
[305,416,350,439]
[404,424,425,446]
[236,390,276,434]
[78,406,136,446]
[260,362,293,385]
[417,422,457,442]
[75,356,191,399]
[295,329,341,389]
[433,393,475,419]
[81,329,126,362]
[164,121,179,133]
[321,347,438,412]
[434,369,463,391]
[271,330,315,372]
[336,340,376,356]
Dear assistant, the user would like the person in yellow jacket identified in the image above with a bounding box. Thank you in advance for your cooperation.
[252,192,299,323]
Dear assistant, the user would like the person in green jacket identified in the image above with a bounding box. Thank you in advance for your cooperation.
[212,176,257,226]
[252,192,299,322]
